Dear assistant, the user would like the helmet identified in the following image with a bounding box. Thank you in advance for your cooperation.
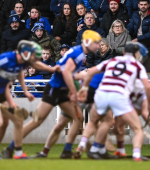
[82,30,102,47]
[138,42,148,62]
[17,40,42,61]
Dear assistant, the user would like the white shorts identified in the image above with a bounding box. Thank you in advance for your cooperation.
[94,90,133,117]
[132,93,147,110]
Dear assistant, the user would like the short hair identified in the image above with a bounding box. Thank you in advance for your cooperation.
[14,0,24,8]
[42,46,51,53]
[109,19,126,33]
[139,0,149,3]
[84,12,95,20]
[76,3,86,8]
[100,38,112,49]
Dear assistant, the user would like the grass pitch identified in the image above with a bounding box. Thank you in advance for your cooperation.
[0,144,150,170]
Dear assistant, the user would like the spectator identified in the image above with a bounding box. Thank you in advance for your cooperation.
[14,0,29,25]
[76,12,105,45]
[100,0,129,36]
[127,0,150,48]
[59,44,70,56]
[15,66,45,98]
[126,0,150,19]
[26,6,51,34]
[76,3,100,32]
[1,13,30,53]
[50,0,77,16]
[86,38,115,67]
[30,19,61,62]
[39,0,55,25]
[53,2,77,45]
[36,46,56,79]
[107,20,131,55]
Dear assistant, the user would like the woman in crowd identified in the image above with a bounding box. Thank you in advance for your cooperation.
[53,2,77,45]
[107,20,131,55]
[86,38,115,67]
[76,3,100,32]
[26,6,51,34]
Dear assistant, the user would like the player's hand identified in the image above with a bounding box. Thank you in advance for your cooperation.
[52,65,61,72]
[24,91,34,101]
[70,93,77,106]
[9,101,18,108]
[77,89,87,102]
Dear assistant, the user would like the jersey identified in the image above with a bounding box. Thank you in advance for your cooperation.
[49,45,85,88]
[96,55,148,97]
[89,73,104,89]
[0,51,26,93]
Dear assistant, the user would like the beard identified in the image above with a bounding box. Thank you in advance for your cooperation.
[11,26,19,30]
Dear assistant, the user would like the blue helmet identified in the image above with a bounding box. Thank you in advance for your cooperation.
[138,42,148,62]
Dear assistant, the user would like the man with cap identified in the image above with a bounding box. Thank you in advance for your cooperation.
[30,18,62,62]
[1,11,30,53]
[100,0,129,36]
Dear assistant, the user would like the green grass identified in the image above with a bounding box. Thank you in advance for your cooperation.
[0,144,150,170]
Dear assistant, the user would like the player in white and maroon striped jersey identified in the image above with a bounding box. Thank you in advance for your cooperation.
[76,42,150,161]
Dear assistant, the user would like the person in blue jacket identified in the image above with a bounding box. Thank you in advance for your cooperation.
[26,6,51,34]
[126,0,150,19]
[76,12,105,45]
[127,0,150,48]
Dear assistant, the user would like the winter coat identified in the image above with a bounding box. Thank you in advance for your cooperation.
[126,0,150,19]
[36,58,56,79]
[50,0,77,14]
[1,27,30,53]
[30,31,61,62]
[76,23,105,45]
[15,74,45,98]
[26,16,52,34]
[86,48,115,67]
[127,11,150,43]
[100,3,129,36]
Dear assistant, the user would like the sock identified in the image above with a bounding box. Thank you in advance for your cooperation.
[78,137,88,149]
[8,141,15,151]
[14,147,23,157]
[41,146,50,156]
[64,143,72,151]
[90,142,106,154]
[133,148,141,158]
[117,141,126,154]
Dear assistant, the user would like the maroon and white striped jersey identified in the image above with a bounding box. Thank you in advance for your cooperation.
[96,55,148,97]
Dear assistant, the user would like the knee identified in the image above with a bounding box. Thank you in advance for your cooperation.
[14,119,23,128]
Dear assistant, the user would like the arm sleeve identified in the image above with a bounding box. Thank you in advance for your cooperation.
[96,60,109,71]
[88,0,101,11]
[50,0,64,14]
[125,0,133,19]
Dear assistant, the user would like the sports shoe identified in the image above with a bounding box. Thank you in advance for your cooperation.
[2,147,13,159]
[114,151,127,158]
[133,156,149,162]
[14,153,28,159]
[60,150,73,159]
[99,152,118,159]
[0,105,29,121]
[30,153,47,159]
[73,146,84,159]
[87,151,102,160]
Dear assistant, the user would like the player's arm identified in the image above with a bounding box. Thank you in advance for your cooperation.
[17,70,34,101]
[62,58,77,95]
[141,78,150,104]
[30,61,61,73]
[74,70,88,80]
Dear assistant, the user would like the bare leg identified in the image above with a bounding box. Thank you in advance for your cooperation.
[23,101,53,138]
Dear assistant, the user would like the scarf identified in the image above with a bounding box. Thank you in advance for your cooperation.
[107,30,129,49]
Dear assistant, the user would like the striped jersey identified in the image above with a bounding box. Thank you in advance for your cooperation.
[96,55,148,97]
[49,45,85,88]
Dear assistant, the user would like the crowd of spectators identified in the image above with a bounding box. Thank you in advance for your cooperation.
[0,0,150,97]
